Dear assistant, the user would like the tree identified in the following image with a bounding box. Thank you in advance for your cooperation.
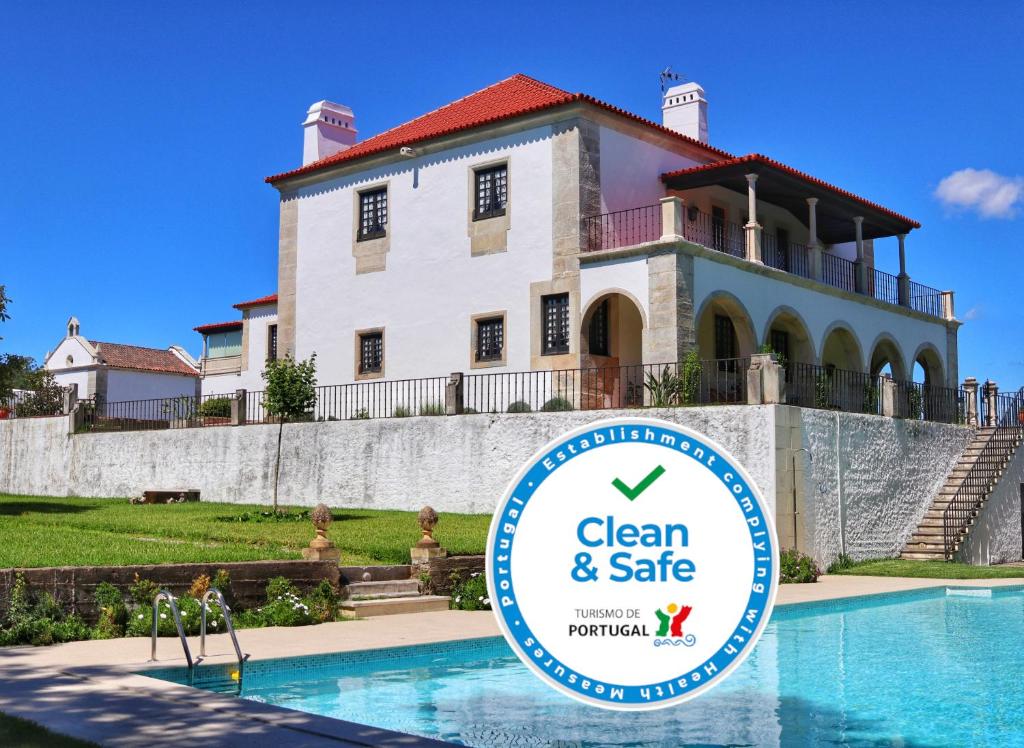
[262,354,317,512]
[0,354,38,400]
[0,285,10,335]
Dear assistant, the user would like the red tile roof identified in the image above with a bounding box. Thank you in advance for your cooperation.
[266,74,732,183]
[661,154,921,229]
[193,321,243,334]
[89,341,199,377]
[233,293,278,309]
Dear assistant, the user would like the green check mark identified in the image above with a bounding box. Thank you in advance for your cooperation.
[611,465,666,501]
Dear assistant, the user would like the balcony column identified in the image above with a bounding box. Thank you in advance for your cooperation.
[853,216,868,294]
[744,173,763,264]
[806,197,823,281]
[660,196,684,241]
[897,233,911,307]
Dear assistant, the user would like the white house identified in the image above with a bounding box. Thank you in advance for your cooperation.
[255,74,957,410]
[194,294,278,395]
[45,317,200,402]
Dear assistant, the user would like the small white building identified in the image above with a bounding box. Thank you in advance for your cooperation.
[194,294,278,395]
[45,317,200,402]
[258,74,958,401]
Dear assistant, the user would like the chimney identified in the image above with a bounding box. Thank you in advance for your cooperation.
[302,101,358,165]
[662,82,708,144]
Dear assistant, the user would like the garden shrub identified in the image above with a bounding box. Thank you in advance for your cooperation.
[449,573,491,611]
[826,553,856,573]
[0,573,92,646]
[418,402,445,416]
[93,582,127,639]
[507,401,531,413]
[198,397,232,418]
[779,549,821,584]
[644,366,684,407]
[540,397,573,412]
[392,405,412,418]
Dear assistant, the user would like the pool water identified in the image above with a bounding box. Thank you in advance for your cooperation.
[148,587,1024,746]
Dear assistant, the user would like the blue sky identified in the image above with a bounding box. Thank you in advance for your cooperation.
[2,1,1022,388]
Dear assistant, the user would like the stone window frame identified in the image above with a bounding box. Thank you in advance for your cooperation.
[467,157,511,257]
[354,327,385,380]
[267,324,278,362]
[541,293,571,356]
[469,310,508,369]
[352,181,390,274]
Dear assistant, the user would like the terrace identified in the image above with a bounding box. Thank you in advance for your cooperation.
[582,155,953,321]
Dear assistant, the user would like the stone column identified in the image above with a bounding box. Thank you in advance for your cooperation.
[853,216,868,294]
[807,197,823,281]
[880,376,897,417]
[745,353,785,405]
[231,389,247,426]
[897,233,911,307]
[983,379,999,427]
[941,291,956,321]
[660,196,684,240]
[445,372,465,415]
[744,174,763,264]
[63,383,78,415]
[962,377,979,427]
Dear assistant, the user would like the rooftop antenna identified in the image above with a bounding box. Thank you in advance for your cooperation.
[660,67,684,94]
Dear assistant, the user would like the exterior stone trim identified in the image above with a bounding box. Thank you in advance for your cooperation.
[469,310,508,369]
[352,181,390,274]
[276,196,298,358]
[529,278,580,371]
[354,327,385,381]
[467,158,511,256]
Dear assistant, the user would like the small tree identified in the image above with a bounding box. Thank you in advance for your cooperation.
[262,354,317,512]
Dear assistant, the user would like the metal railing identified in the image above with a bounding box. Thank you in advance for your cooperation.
[821,252,857,293]
[787,362,881,415]
[83,392,239,432]
[149,590,193,668]
[582,204,661,252]
[909,280,944,318]
[200,588,247,668]
[892,380,967,424]
[872,268,900,306]
[461,358,751,413]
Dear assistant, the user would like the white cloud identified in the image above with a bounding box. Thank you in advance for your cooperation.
[962,305,981,321]
[935,168,1024,219]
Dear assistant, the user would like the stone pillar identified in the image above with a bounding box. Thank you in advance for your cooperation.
[853,216,868,294]
[941,291,955,321]
[445,372,464,415]
[744,174,763,264]
[660,196,684,241]
[880,376,898,417]
[63,383,78,415]
[962,377,979,427]
[983,379,999,427]
[897,234,911,307]
[231,389,247,426]
[746,353,785,405]
[644,252,695,365]
[411,507,447,577]
[807,198,823,281]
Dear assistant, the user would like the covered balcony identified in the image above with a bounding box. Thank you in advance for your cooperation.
[581,154,953,321]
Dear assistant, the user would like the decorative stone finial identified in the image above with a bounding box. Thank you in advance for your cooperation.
[302,502,340,562]
[417,506,439,548]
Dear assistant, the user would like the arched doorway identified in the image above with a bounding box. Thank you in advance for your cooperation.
[695,293,758,404]
[812,324,870,413]
[820,324,864,372]
[912,344,945,387]
[579,291,645,408]
[869,334,908,382]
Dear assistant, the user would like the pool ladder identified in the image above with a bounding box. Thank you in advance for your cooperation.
[148,588,249,674]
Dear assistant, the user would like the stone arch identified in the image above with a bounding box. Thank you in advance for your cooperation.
[868,332,909,381]
[761,305,816,367]
[911,342,945,387]
[819,321,865,372]
[579,290,646,409]
[695,291,758,361]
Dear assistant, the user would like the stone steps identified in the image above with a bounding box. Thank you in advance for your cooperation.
[346,579,421,599]
[341,595,451,617]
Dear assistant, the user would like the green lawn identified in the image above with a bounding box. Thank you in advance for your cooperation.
[0,712,96,747]
[0,494,490,568]
[831,559,1024,579]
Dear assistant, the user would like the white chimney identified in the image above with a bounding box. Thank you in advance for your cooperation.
[662,82,708,144]
[302,101,358,165]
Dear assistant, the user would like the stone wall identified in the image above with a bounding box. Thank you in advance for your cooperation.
[959,445,1024,565]
[0,560,338,623]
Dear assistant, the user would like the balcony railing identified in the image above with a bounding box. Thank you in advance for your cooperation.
[583,202,950,319]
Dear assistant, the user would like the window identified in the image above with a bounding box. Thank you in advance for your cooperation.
[474,164,507,220]
[267,324,278,362]
[714,314,737,361]
[476,317,504,362]
[358,188,388,241]
[588,300,609,356]
[542,293,570,355]
[359,331,383,374]
[207,329,242,358]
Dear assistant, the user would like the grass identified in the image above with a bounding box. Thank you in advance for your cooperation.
[0,712,97,747]
[831,558,1024,579]
[0,494,490,568]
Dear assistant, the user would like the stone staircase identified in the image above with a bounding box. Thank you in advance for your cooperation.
[901,427,1023,560]
[340,566,450,617]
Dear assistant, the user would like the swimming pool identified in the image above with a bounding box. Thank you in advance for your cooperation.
[147,586,1024,746]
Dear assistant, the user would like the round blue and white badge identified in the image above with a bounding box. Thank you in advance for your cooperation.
[486,417,778,711]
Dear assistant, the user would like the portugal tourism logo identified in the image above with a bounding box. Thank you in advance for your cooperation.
[486,417,778,710]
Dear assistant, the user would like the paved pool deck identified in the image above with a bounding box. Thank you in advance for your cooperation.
[2,574,1023,747]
